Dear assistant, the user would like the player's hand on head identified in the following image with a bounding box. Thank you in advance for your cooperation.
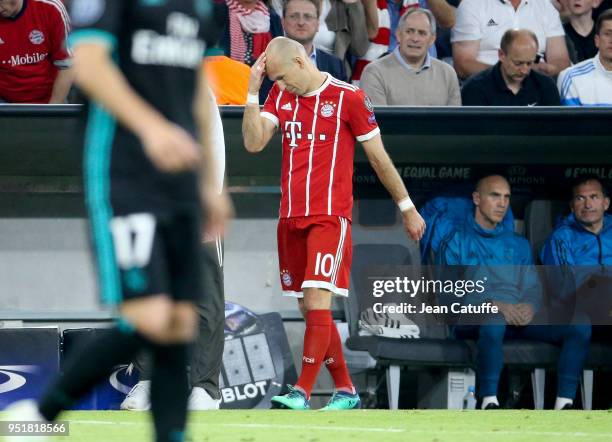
[248,53,267,94]
[201,188,234,238]
[401,208,426,242]
[141,123,200,172]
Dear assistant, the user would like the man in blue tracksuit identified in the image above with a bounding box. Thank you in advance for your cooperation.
[438,175,590,410]
[540,174,612,282]
[540,174,612,404]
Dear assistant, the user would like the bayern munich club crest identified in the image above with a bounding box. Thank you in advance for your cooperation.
[320,101,337,118]
[281,270,293,287]
[29,30,45,45]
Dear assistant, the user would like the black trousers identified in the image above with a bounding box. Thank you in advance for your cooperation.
[133,237,225,400]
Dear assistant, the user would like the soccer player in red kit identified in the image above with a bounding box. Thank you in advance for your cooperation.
[242,37,426,410]
[0,0,72,103]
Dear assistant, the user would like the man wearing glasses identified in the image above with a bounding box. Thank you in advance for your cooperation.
[259,0,347,101]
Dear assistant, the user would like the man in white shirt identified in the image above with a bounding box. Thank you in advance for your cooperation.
[558,9,612,106]
[452,0,570,79]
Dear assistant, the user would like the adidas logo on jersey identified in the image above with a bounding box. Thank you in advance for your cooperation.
[487,18,498,26]
[281,102,292,111]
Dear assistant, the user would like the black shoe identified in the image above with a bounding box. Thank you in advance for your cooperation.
[560,403,573,410]
[484,402,500,410]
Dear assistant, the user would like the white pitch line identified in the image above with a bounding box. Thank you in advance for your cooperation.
[72,420,612,438]
[77,420,139,426]
[215,424,612,438]
[218,423,405,433]
[75,421,403,433]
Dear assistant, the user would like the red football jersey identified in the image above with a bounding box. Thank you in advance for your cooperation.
[0,0,71,103]
[262,74,380,220]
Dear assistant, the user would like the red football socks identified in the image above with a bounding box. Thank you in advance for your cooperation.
[324,323,355,393]
[295,310,332,398]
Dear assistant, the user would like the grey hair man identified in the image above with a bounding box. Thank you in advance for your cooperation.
[360,9,461,105]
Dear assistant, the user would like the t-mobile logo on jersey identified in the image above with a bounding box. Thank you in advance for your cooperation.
[284,120,327,147]
[284,121,302,147]
[4,52,47,67]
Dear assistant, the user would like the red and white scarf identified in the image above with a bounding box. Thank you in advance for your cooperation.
[227,0,271,64]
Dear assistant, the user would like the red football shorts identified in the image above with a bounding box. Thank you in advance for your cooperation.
[277,215,352,297]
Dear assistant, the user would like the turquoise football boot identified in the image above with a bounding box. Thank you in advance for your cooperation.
[320,391,361,410]
[271,385,310,410]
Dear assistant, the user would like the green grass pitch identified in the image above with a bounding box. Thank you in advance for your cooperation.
[7,410,611,442]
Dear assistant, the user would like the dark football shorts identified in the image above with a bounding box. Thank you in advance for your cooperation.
[102,202,204,303]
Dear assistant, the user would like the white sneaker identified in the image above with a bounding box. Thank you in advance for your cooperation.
[188,387,221,411]
[358,306,421,339]
[554,397,574,410]
[2,399,48,441]
[481,395,500,410]
[120,380,151,411]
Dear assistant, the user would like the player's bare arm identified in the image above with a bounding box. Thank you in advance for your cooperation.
[72,42,200,172]
[361,134,426,241]
[242,53,277,152]
[194,71,233,236]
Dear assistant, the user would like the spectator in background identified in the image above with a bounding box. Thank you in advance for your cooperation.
[541,174,611,280]
[352,0,457,84]
[540,174,612,348]
[563,0,602,63]
[438,175,591,410]
[269,0,379,40]
[351,0,418,85]
[550,0,611,22]
[259,0,349,101]
[558,9,612,105]
[284,0,347,79]
[0,0,73,103]
[218,0,283,66]
[452,0,570,79]
[360,9,461,105]
[313,0,372,78]
[461,29,561,105]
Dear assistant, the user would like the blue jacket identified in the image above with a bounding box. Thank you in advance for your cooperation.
[437,214,542,310]
[539,213,612,300]
[540,213,612,266]
[420,196,514,264]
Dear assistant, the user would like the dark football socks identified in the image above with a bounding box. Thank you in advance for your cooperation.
[150,343,191,442]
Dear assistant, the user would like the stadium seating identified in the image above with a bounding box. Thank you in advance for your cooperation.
[344,242,471,409]
[524,199,568,259]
